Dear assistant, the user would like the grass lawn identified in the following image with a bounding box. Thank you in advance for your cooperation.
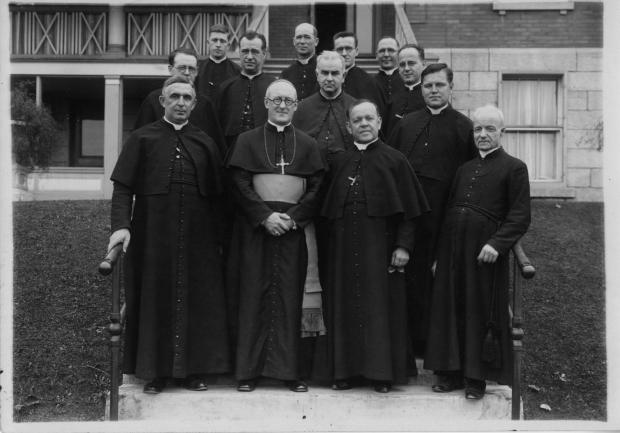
[11,199,606,422]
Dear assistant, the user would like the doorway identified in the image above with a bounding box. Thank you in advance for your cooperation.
[314,3,347,54]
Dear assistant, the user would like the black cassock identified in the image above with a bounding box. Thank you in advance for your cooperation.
[320,140,429,384]
[424,148,531,385]
[387,105,478,359]
[374,69,404,105]
[293,91,356,165]
[227,123,325,381]
[195,57,240,100]
[133,89,226,156]
[281,56,319,101]
[217,73,275,150]
[382,83,425,138]
[343,66,386,117]
[111,120,230,380]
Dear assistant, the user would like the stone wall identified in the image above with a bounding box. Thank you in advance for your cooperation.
[427,48,603,201]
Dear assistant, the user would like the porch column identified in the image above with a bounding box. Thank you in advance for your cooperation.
[108,6,126,54]
[103,76,123,199]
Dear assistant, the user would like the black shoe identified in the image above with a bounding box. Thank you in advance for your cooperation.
[143,377,166,394]
[465,377,486,399]
[332,380,352,390]
[286,380,308,392]
[237,379,256,392]
[185,376,208,391]
[373,381,391,393]
[431,374,464,393]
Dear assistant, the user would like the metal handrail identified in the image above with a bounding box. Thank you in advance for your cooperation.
[98,243,126,421]
[510,239,536,420]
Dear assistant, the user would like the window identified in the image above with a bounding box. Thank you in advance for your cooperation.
[500,75,563,181]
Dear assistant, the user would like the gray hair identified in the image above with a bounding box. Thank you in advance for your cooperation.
[472,104,505,128]
[316,50,345,71]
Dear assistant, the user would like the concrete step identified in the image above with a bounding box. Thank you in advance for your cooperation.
[108,364,514,428]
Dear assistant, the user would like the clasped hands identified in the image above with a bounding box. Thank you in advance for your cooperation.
[263,212,296,237]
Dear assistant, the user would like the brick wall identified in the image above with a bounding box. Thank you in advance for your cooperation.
[268,5,311,58]
[405,2,602,48]
[427,47,603,201]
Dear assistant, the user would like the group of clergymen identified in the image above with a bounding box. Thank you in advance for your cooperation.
[107,22,531,401]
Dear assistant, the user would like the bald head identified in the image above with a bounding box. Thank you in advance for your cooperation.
[266,79,298,100]
[472,105,505,153]
[293,22,318,59]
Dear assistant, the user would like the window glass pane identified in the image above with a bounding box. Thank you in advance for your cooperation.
[501,79,557,126]
[504,131,558,181]
[81,120,104,157]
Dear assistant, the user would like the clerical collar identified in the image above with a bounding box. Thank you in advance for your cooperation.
[297,55,314,65]
[267,120,291,132]
[405,81,420,91]
[241,71,261,80]
[345,64,355,73]
[320,89,342,100]
[209,56,226,64]
[479,146,501,159]
[354,138,378,151]
[427,104,449,115]
[380,67,398,76]
[163,116,188,130]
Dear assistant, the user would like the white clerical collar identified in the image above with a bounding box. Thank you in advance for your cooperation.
[320,89,342,100]
[163,116,188,130]
[381,67,398,76]
[241,71,260,80]
[268,120,291,132]
[345,64,355,73]
[297,55,314,65]
[354,139,377,151]
[209,56,226,64]
[405,81,420,91]
[427,103,449,115]
[479,146,501,158]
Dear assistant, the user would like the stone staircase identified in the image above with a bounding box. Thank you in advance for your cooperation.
[107,360,515,429]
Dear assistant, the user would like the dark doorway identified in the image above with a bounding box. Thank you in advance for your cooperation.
[315,3,347,54]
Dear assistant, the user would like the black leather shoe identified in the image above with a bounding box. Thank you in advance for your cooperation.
[373,382,391,393]
[143,377,166,394]
[286,380,308,392]
[332,380,352,390]
[185,376,208,391]
[237,379,256,392]
[431,374,464,393]
[465,377,486,399]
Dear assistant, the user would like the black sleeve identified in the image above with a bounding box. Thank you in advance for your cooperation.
[110,181,133,232]
[286,171,325,228]
[394,217,415,253]
[229,167,274,228]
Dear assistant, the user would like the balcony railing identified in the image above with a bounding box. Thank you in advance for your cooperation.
[10,5,254,58]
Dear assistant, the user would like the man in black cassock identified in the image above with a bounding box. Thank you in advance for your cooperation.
[217,31,275,150]
[108,75,230,394]
[424,104,531,400]
[195,23,241,101]
[321,100,429,393]
[382,44,426,137]
[227,79,325,393]
[280,23,320,101]
[294,50,356,165]
[333,31,386,117]
[133,47,226,155]
[387,63,478,370]
[374,37,403,105]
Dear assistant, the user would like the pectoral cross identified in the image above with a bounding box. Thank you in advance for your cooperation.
[348,175,358,186]
[276,154,290,174]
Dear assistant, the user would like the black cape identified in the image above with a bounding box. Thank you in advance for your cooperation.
[195,57,240,100]
[374,69,404,104]
[343,66,386,117]
[425,147,531,385]
[281,55,319,101]
[293,91,357,164]
[226,123,326,381]
[217,73,275,149]
[133,89,226,156]
[387,105,478,360]
[319,140,429,383]
[382,83,425,138]
[111,120,230,380]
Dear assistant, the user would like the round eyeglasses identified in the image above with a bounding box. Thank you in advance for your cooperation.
[265,97,297,106]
